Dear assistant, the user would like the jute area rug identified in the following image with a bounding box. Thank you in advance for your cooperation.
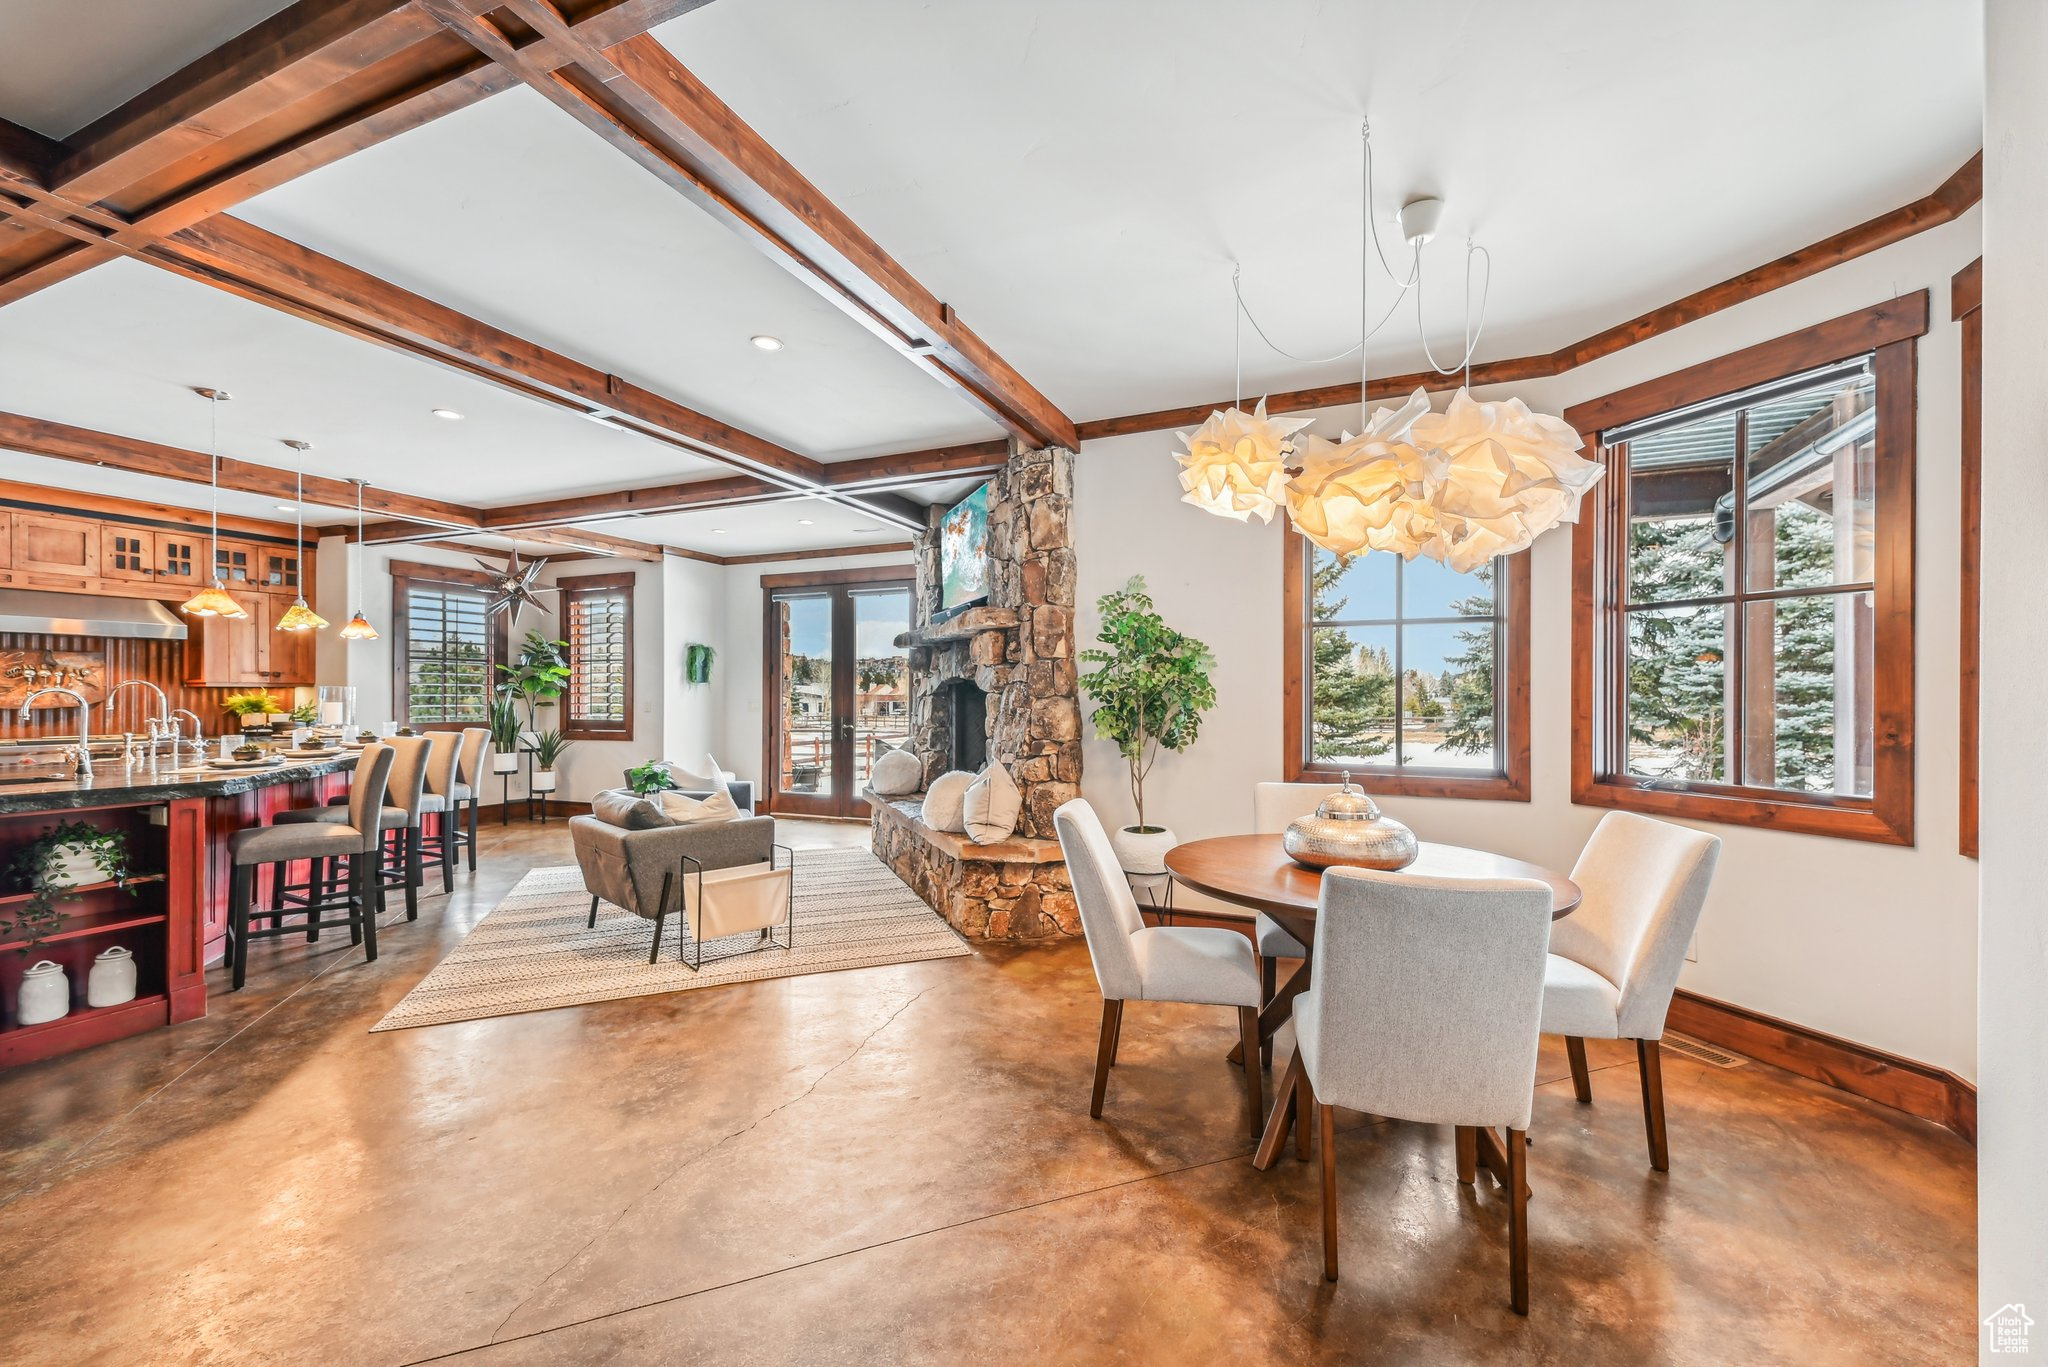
[371,847,970,1032]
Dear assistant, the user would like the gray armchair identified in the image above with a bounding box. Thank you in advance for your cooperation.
[570,801,775,963]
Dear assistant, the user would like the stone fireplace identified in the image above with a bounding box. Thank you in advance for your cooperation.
[869,442,1082,940]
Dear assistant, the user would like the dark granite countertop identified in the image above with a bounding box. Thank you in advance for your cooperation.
[0,751,359,815]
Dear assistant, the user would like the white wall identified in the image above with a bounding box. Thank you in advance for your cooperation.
[718,550,916,794]
[1978,0,2046,1330]
[1076,209,1982,1078]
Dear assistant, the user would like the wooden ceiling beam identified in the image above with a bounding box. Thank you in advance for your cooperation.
[0,410,482,528]
[0,0,715,301]
[426,1,1077,451]
[505,524,663,561]
[1073,153,1984,442]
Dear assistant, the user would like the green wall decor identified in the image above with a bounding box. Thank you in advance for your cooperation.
[685,643,716,685]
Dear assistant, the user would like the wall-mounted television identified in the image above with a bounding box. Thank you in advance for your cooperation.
[938,482,991,617]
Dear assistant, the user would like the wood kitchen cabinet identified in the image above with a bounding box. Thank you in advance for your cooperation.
[154,531,202,585]
[13,514,99,577]
[213,540,256,586]
[184,593,316,688]
[101,527,155,582]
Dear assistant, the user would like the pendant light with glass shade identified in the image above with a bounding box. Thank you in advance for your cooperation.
[338,478,380,640]
[180,388,249,620]
[273,440,328,632]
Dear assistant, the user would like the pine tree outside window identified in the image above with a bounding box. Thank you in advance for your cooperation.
[1282,532,1530,801]
[1568,296,1923,845]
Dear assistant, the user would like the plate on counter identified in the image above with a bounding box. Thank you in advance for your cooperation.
[206,757,286,771]
[284,749,340,759]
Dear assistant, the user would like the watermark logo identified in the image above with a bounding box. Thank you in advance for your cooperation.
[1986,1304,2034,1354]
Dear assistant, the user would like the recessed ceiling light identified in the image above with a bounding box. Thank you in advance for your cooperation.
[750,335,783,351]
[432,408,464,421]
[277,504,297,513]
[797,518,814,526]
[712,528,727,534]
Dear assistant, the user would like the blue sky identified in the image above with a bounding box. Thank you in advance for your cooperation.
[784,591,912,659]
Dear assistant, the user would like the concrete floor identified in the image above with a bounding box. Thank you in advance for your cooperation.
[0,817,1976,1365]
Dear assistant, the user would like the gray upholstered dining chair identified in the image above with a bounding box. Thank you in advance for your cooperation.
[1541,811,1721,1171]
[1278,865,1552,1310]
[1054,798,1266,1138]
[226,744,395,991]
[1251,781,1344,1010]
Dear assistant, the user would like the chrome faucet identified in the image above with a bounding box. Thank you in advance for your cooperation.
[22,686,93,778]
[106,680,173,765]
[171,708,204,752]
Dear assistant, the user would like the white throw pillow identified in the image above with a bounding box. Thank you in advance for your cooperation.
[663,758,720,790]
[703,753,736,784]
[870,744,923,796]
[658,786,742,825]
[963,762,1022,844]
[920,770,976,833]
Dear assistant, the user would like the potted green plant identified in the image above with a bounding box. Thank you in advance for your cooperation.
[1079,575,1218,874]
[625,760,676,796]
[495,630,570,731]
[223,690,285,732]
[486,696,523,775]
[3,820,136,954]
[530,729,572,793]
[289,700,319,726]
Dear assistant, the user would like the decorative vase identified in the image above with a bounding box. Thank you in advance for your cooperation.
[42,847,101,889]
[87,945,137,1007]
[490,752,520,775]
[531,769,558,793]
[1282,772,1419,871]
[1111,824,1178,875]
[17,960,69,1026]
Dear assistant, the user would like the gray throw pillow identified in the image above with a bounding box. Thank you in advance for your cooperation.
[593,789,671,830]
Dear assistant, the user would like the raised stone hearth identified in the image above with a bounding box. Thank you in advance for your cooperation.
[872,441,1082,940]
[871,797,1076,940]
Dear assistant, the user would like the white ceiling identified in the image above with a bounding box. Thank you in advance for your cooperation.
[235,85,1008,462]
[0,0,292,138]
[657,0,1983,419]
[577,495,920,559]
[0,0,1985,560]
[0,258,733,508]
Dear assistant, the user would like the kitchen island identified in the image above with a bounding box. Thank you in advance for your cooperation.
[0,751,357,1068]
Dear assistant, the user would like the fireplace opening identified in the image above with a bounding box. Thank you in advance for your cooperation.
[934,678,987,774]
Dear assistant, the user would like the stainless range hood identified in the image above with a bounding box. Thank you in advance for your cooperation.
[0,590,187,640]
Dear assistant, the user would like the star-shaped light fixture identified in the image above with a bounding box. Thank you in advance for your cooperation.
[475,549,558,621]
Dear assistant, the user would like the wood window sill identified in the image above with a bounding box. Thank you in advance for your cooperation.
[1298,766,1530,803]
[1571,776,1911,846]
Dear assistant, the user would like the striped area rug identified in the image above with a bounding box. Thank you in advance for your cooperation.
[370,848,970,1031]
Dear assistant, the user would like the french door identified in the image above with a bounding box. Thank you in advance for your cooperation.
[763,568,913,817]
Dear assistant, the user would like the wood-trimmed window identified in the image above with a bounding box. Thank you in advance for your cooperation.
[1567,294,1925,845]
[392,560,505,730]
[561,571,634,740]
[1282,529,1531,801]
[1953,258,1981,859]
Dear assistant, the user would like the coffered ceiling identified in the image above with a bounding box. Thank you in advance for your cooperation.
[0,0,1984,560]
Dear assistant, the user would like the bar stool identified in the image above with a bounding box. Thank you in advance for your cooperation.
[419,731,461,893]
[277,735,432,920]
[226,744,395,990]
[450,727,489,872]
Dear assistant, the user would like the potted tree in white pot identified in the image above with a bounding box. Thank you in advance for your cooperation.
[529,729,572,793]
[1080,575,1217,874]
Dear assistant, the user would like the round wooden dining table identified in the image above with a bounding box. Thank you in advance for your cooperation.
[1162,834,1582,1053]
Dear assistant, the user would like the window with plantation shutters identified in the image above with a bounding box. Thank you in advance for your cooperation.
[391,561,505,729]
[563,572,634,740]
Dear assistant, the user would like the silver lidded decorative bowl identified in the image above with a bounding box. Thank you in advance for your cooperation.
[1282,772,1419,871]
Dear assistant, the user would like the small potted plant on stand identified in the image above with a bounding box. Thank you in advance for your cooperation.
[1080,575,1217,875]
[223,690,285,736]
[530,729,572,794]
[487,696,523,776]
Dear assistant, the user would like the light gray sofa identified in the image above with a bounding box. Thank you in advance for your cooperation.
[570,793,775,962]
[621,767,755,814]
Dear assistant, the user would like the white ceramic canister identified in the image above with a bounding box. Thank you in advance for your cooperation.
[17,959,70,1026]
[87,945,137,1007]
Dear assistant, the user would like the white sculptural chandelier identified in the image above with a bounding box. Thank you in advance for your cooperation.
[1173,125,1602,567]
